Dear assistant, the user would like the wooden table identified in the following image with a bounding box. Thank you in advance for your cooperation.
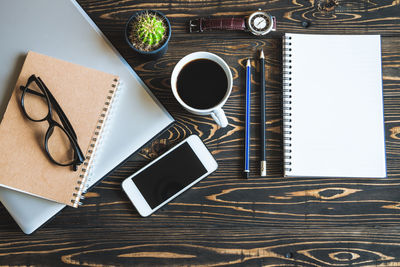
[1,0,400,266]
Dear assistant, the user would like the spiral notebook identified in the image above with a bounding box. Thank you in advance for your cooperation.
[0,51,119,207]
[282,33,386,178]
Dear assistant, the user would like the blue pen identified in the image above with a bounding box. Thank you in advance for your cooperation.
[244,58,251,179]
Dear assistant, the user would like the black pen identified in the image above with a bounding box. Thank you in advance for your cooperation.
[260,49,266,176]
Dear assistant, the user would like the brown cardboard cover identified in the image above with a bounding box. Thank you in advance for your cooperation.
[0,51,119,207]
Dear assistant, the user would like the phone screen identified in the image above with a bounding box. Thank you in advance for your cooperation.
[131,142,207,209]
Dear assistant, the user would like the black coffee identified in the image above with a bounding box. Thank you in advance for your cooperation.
[177,59,227,109]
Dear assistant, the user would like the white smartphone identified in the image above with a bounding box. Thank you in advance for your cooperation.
[122,135,218,217]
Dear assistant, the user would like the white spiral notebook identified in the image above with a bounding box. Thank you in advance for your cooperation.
[282,33,386,178]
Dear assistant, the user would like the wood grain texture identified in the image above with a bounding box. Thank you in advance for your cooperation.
[1,0,400,266]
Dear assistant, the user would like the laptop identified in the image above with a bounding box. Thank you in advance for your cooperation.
[0,0,174,234]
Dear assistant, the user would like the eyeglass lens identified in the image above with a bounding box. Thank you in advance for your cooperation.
[23,79,49,121]
[46,125,76,165]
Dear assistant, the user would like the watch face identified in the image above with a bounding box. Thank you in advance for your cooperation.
[247,11,274,35]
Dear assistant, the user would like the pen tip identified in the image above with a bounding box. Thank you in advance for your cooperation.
[246,58,250,67]
[260,49,264,59]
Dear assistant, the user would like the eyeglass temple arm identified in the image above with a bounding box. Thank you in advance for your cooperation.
[37,78,79,140]
[20,86,42,96]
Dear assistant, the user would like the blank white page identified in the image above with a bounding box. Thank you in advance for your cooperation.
[283,34,386,178]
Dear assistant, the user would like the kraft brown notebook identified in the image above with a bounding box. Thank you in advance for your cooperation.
[0,51,119,207]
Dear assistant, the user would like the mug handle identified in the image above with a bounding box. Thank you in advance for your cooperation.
[211,107,228,128]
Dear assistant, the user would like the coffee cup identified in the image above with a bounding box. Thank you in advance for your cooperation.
[171,52,232,127]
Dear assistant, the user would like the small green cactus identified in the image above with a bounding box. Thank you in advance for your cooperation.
[129,11,167,52]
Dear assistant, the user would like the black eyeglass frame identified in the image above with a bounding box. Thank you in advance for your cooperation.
[20,74,84,171]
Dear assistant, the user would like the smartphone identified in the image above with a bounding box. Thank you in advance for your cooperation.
[122,135,218,217]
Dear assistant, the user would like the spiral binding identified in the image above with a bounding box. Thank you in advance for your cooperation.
[81,80,123,194]
[282,35,293,174]
[71,77,120,207]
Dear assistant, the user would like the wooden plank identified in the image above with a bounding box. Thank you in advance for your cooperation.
[1,227,400,265]
[77,0,400,37]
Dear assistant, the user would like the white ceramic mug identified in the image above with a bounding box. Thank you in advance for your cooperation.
[171,52,233,128]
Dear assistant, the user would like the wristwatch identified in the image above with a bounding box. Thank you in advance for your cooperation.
[189,10,276,36]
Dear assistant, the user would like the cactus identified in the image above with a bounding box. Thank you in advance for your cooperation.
[129,11,167,52]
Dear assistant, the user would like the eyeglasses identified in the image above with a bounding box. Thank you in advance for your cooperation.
[20,74,84,171]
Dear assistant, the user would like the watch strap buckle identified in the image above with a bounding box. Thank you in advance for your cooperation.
[271,16,277,31]
[189,19,202,33]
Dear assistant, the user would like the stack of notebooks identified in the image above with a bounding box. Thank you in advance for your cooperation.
[282,33,386,178]
[0,51,119,207]
[0,0,174,234]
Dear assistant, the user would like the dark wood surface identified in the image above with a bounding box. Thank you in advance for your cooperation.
[1,0,400,266]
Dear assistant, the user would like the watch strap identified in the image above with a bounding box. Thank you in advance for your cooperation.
[190,18,246,33]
